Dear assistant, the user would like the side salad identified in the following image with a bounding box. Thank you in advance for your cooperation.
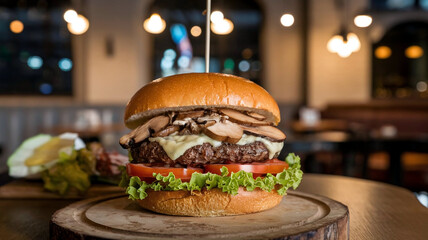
[7,133,127,195]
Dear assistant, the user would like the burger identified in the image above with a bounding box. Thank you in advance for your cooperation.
[119,73,303,216]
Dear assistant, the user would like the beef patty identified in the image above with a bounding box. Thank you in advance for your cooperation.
[130,141,274,168]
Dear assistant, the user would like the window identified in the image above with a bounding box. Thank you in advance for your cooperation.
[148,0,263,86]
[0,0,72,96]
[371,0,428,10]
[372,21,428,99]
[371,0,415,10]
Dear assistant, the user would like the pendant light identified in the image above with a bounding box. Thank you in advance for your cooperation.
[327,0,361,58]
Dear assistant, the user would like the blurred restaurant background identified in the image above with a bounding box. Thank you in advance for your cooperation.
[0,0,427,193]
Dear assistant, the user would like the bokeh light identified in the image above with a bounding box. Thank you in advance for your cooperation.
[63,9,78,23]
[211,18,234,35]
[347,33,361,52]
[143,13,166,34]
[337,46,352,58]
[416,81,427,92]
[327,35,343,53]
[190,26,202,37]
[67,14,89,35]
[354,15,372,28]
[27,56,43,69]
[224,58,235,72]
[375,46,392,59]
[170,24,187,44]
[280,14,294,27]
[242,48,253,59]
[161,57,174,70]
[39,83,53,95]
[10,20,24,34]
[178,56,191,69]
[164,49,177,60]
[58,58,72,71]
[210,11,224,24]
[327,33,360,58]
[405,45,424,59]
[238,60,250,72]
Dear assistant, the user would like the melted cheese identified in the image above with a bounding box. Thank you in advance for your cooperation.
[149,134,284,160]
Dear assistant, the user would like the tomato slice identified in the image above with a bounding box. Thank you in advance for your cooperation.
[126,163,203,182]
[126,159,289,182]
[204,159,289,177]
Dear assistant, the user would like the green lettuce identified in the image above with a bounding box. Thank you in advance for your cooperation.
[41,148,95,195]
[121,153,303,200]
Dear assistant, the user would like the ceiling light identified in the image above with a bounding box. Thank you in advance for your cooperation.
[280,14,294,27]
[64,9,78,23]
[328,0,363,58]
[327,32,361,58]
[210,11,224,24]
[354,15,372,28]
[211,18,234,35]
[67,14,89,35]
[143,13,166,34]
[347,33,361,52]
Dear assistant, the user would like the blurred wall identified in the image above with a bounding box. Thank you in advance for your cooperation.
[84,0,152,104]
[261,0,302,105]
[308,0,371,108]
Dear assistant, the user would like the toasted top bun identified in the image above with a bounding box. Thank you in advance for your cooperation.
[137,187,283,216]
[124,73,280,129]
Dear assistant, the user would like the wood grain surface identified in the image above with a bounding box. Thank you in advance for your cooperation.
[298,174,428,239]
[50,191,349,239]
[1,174,427,239]
[0,180,122,199]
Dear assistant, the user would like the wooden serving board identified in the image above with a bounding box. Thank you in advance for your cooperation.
[0,180,122,199]
[50,191,349,239]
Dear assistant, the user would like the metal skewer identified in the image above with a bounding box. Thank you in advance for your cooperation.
[205,0,211,73]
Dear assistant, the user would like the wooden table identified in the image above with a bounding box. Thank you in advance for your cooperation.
[300,174,428,239]
[0,174,427,239]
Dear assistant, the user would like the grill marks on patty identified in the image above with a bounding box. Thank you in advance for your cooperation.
[130,141,272,168]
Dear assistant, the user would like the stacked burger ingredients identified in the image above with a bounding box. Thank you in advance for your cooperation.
[120,109,285,167]
[119,73,303,216]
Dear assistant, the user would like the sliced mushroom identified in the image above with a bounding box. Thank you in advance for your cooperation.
[179,128,192,135]
[167,112,176,124]
[172,119,190,126]
[152,125,180,137]
[203,120,216,127]
[203,120,243,144]
[247,112,266,121]
[119,135,135,149]
[119,115,169,148]
[119,128,148,149]
[240,125,286,142]
[219,109,270,126]
[196,114,223,124]
[189,121,200,134]
[176,110,205,120]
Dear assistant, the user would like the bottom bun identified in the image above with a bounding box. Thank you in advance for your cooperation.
[137,187,283,216]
